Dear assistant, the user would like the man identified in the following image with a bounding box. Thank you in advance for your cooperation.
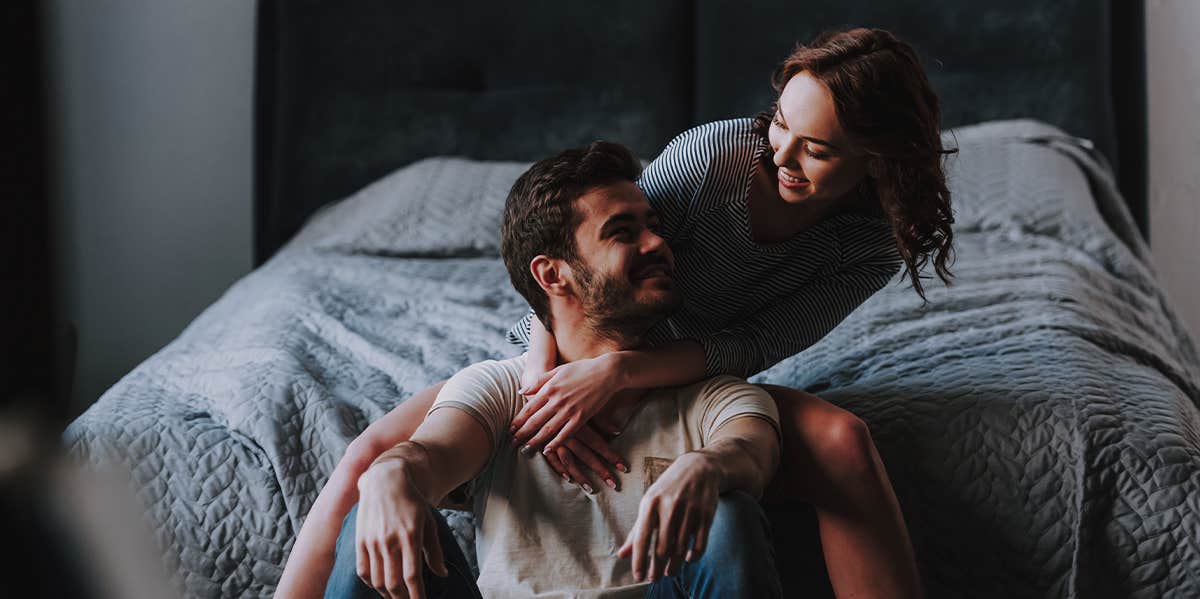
[326,141,783,599]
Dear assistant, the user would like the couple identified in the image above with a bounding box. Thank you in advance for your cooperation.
[277,27,954,599]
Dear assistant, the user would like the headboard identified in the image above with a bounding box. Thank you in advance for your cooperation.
[254,0,1146,264]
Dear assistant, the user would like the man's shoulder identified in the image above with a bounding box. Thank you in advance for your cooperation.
[677,375,770,403]
[443,354,526,399]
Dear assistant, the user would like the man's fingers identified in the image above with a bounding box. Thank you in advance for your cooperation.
[655,500,682,559]
[563,438,616,490]
[369,542,387,596]
[630,506,657,581]
[400,535,424,599]
[381,539,402,599]
[423,515,448,577]
[674,508,695,562]
[690,513,711,560]
[575,425,628,473]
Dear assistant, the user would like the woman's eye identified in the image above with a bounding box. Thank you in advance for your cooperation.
[806,149,830,160]
[771,114,785,128]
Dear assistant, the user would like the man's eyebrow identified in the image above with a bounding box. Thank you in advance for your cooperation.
[599,210,659,237]
[775,107,841,151]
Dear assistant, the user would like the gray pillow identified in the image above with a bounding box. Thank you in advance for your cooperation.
[289,157,531,257]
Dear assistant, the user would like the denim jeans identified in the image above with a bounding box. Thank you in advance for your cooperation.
[644,490,784,599]
[325,491,781,599]
[324,504,483,599]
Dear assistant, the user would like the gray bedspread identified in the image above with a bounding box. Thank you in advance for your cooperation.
[64,120,1200,598]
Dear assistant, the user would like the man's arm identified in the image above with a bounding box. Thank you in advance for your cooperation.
[352,406,494,599]
[619,415,779,582]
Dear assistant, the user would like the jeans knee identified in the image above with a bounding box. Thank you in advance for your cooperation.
[705,491,771,559]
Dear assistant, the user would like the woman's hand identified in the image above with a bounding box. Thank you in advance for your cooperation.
[510,353,626,453]
[540,423,630,493]
[355,462,448,599]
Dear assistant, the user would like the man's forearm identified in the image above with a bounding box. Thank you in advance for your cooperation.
[367,440,459,506]
[613,339,707,390]
[692,423,779,498]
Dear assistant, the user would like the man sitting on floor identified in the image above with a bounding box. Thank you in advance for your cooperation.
[325,141,784,599]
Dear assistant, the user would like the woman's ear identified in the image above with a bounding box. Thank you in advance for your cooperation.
[530,256,572,297]
[867,158,885,179]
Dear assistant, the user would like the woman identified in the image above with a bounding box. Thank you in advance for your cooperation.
[277,27,952,599]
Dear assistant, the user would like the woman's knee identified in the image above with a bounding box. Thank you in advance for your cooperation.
[767,387,879,481]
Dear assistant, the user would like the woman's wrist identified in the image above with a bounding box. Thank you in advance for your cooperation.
[605,350,634,390]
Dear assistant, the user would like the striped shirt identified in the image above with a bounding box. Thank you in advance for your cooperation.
[506,118,902,378]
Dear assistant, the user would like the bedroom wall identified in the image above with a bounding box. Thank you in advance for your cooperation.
[44,1,256,415]
[1146,0,1200,346]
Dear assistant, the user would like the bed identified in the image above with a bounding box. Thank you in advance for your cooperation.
[65,1,1200,597]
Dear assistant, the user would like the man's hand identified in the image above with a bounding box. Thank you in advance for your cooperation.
[618,452,721,582]
[355,461,448,599]
[511,353,626,452]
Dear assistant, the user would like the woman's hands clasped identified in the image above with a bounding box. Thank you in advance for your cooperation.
[512,353,630,491]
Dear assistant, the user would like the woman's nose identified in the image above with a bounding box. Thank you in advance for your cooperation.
[773,137,800,168]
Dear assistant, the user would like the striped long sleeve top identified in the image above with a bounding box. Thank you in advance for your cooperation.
[506,118,903,379]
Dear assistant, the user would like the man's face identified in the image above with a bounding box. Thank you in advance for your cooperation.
[566,181,681,335]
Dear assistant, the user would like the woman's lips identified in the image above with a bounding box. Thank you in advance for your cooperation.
[778,170,809,189]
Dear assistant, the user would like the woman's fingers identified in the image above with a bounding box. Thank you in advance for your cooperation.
[543,415,587,454]
[563,437,616,490]
[574,425,628,473]
[511,392,561,446]
[525,410,574,452]
[518,368,555,396]
[553,446,592,488]
[510,394,551,441]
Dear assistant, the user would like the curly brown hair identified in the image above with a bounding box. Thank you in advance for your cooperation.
[751,28,955,300]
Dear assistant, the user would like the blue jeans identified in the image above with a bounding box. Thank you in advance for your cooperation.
[325,504,483,599]
[644,491,783,599]
[325,492,781,599]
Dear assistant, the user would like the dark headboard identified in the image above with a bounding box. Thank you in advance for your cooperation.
[254,0,1146,264]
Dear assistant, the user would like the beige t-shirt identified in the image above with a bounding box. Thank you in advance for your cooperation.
[428,354,780,599]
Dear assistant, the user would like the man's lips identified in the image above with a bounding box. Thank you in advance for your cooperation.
[631,262,673,280]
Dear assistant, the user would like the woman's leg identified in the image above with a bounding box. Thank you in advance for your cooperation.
[760,384,922,599]
[273,381,447,599]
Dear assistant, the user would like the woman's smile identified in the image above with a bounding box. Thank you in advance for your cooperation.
[778,169,809,189]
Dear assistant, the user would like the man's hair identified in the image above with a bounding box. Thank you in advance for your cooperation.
[500,141,642,332]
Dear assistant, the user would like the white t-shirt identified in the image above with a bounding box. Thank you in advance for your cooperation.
[428,354,780,599]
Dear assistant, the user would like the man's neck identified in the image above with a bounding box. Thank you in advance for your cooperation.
[549,304,640,364]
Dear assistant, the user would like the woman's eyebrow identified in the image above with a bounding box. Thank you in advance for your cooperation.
[776,106,841,151]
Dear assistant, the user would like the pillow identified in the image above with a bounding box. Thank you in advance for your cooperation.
[289,157,530,257]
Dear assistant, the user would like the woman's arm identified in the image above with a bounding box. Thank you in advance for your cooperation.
[510,339,707,451]
[272,382,444,599]
[520,314,558,392]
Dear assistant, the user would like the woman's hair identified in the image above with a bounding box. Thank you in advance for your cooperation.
[752,27,955,300]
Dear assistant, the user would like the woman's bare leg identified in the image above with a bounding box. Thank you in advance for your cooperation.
[273,381,446,599]
[761,384,923,599]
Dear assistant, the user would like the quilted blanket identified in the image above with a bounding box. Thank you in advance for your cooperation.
[64,120,1200,598]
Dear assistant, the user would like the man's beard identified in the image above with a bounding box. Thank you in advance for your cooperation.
[572,258,682,343]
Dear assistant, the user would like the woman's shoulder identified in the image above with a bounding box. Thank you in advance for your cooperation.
[640,118,762,198]
[663,117,761,158]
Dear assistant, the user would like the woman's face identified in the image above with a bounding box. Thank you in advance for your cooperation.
[767,71,869,206]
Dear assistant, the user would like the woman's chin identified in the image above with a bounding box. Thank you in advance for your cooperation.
[777,182,812,203]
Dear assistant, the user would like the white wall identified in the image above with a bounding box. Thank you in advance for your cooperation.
[44,1,256,414]
[1147,0,1200,345]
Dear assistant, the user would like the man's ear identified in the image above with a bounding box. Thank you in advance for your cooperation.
[530,255,572,297]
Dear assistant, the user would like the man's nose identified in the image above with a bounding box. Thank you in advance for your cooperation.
[641,228,668,255]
